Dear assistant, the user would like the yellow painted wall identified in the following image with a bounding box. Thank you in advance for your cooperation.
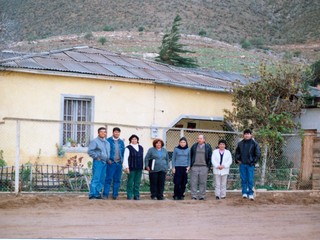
[0,71,232,165]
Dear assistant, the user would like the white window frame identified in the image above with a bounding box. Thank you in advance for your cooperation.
[60,94,94,150]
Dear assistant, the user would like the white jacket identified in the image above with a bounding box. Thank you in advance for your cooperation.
[211,149,233,175]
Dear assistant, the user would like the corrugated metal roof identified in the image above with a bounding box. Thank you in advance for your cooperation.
[0,46,235,92]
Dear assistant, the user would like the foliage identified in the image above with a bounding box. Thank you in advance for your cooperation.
[56,143,65,158]
[240,39,251,49]
[156,15,198,68]
[103,25,114,31]
[198,29,207,36]
[0,150,6,167]
[224,63,307,167]
[138,26,144,32]
[84,32,94,40]
[310,59,320,86]
[98,37,107,45]
[224,63,306,133]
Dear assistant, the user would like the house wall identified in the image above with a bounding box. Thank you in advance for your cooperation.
[0,71,232,165]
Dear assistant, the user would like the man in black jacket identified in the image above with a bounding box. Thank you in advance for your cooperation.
[190,134,212,200]
[235,129,261,200]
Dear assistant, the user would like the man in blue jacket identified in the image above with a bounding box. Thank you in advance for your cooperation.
[235,129,261,200]
[103,127,125,200]
[88,127,110,199]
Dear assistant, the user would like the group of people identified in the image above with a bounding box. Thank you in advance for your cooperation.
[88,127,261,201]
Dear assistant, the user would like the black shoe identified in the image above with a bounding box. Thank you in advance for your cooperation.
[89,196,95,199]
[216,196,220,200]
[173,196,179,200]
[157,197,164,200]
[134,196,140,200]
[151,197,157,200]
[192,197,197,200]
[221,197,226,199]
[179,196,184,200]
[113,196,118,200]
[95,196,102,199]
[199,197,205,200]
[127,197,133,200]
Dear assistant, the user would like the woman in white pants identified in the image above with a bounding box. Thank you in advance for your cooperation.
[211,140,233,200]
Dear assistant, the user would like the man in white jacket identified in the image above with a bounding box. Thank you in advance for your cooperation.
[211,139,233,200]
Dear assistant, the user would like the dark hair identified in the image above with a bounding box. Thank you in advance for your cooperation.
[113,127,121,132]
[152,138,164,148]
[243,129,252,134]
[218,139,227,146]
[97,127,106,133]
[129,134,139,143]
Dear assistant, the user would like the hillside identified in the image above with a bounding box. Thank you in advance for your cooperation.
[1,0,320,47]
[1,0,319,73]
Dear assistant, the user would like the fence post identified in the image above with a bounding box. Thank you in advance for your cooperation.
[300,129,316,188]
[14,120,21,194]
[261,144,268,186]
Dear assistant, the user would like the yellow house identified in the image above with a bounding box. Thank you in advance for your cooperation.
[0,46,235,166]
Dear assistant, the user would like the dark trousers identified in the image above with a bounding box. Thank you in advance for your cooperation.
[149,171,166,199]
[173,166,188,199]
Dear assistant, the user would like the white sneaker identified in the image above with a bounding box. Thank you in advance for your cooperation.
[242,194,248,199]
[249,195,254,200]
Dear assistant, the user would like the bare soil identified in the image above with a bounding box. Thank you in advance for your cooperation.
[0,191,319,239]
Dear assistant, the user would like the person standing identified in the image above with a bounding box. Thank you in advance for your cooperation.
[123,134,144,200]
[172,137,190,200]
[144,138,169,200]
[190,134,212,200]
[235,129,261,200]
[211,139,233,200]
[103,127,125,200]
[87,127,110,199]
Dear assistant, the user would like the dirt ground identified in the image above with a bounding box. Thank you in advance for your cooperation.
[0,191,319,240]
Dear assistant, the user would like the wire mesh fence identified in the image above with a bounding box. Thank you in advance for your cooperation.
[0,118,316,193]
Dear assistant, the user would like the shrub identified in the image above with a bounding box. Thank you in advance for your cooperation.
[0,150,6,167]
[250,37,264,48]
[241,39,252,49]
[293,51,301,57]
[198,29,207,36]
[98,37,107,45]
[138,26,144,32]
[84,32,93,40]
[103,25,114,31]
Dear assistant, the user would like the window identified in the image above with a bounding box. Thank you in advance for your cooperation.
[62,95,94,147]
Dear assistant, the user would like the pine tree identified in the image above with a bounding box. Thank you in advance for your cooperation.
[156,15,198,68]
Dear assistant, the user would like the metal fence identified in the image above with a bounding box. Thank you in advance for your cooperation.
[0,118,310,193]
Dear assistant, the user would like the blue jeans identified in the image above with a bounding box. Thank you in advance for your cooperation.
[89,160,107,198]
[239,164,255,196]
[103,162,123,198]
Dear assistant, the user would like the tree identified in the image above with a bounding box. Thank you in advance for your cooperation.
[310,59,320,86]
[156,15,198,68]
[224,63,307,183]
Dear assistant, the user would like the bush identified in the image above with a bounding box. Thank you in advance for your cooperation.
[103,25,114,31]
[138,26,144,32]
[98,37,107,45]
[198,29,207,36]
[0,150,6,167]
[250,37,264,48]
[241,39,252,49]
[84,32,93,40]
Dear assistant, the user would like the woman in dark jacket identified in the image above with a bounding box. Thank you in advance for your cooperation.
[144,138,169,200]
[123,134,144,200]
[172,137,190,200]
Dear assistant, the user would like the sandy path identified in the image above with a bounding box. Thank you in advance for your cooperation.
[0,192,319,239]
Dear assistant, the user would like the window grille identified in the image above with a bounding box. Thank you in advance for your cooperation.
[63,97,92,146]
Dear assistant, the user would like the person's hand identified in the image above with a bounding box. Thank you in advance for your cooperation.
[186,167,189,173]
[125,168,130,174]
[172,168,175,174]
[236,160,241,164]
[145,166,150,172]
[108,160,112,164]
